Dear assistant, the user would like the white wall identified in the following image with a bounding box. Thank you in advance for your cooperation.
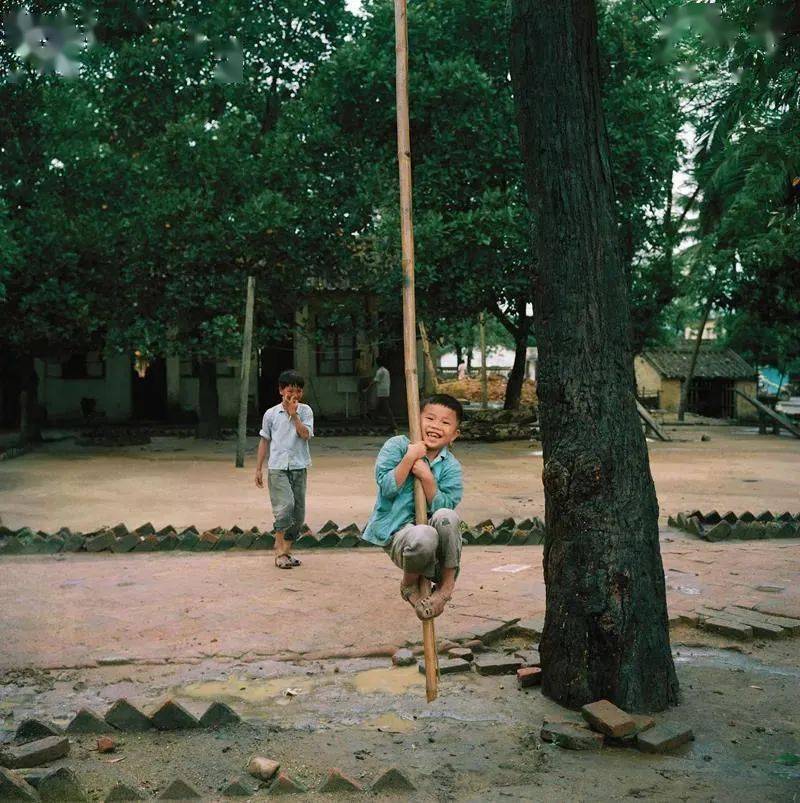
[36,354,132,422]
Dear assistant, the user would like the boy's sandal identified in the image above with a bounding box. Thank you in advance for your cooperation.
[415,594,448,620]
[414,596,435,619]
[275,554,293,570]
[400,584,418,603]
[287,554,302,567]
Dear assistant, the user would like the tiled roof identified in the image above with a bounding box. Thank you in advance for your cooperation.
[641,346,756,380]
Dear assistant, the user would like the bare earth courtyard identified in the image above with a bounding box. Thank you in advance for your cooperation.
[1,426,799,800]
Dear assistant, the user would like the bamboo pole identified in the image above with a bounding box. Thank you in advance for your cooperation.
[394,0,438,703]
[418,320,439,395]
[479,312,489,409]
[235,276,256,468]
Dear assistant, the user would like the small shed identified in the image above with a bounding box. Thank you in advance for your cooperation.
[635,346,758,420]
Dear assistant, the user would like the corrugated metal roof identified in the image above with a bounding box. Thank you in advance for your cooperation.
[641,346,756,380]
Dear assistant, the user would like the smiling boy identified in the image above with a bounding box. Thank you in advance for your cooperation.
[255,369,313,570]
[362,394,464,619]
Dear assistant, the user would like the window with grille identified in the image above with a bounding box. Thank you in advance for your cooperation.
[317,323,356,376]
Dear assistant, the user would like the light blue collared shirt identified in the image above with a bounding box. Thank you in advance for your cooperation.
[260,403,314,470]
[362,435,463,546]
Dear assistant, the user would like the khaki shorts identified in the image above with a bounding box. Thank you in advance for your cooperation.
[385,507,462,584]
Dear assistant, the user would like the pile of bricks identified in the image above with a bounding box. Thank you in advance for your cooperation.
[0,517,548,556]
[668,510,800,541]
[540,699,694,754]
[681,605,800,640]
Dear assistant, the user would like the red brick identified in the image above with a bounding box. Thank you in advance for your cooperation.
[581,699,636,737]
[96,736,116,754]
[516,667,542,688]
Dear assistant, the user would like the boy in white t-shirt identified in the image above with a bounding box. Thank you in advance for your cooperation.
[365,358,397,433]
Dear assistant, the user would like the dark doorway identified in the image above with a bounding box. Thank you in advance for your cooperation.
[0,353,22,428]
[131,357,167,420]
[258,341,294,416]
[688,378,734,419]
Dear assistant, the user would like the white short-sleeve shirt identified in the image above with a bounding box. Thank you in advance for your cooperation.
[259,403,314,470]
[374,366,391,398]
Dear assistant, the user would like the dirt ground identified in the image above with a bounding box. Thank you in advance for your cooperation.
[1,425,798,534]
[0,426,799,800]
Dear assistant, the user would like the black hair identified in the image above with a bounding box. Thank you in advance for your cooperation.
[420,393,463,425]
[278,369,305,390]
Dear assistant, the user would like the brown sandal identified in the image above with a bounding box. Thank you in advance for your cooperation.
[415,592,448,620]
[400,585,418,603]
[275,554,293,569]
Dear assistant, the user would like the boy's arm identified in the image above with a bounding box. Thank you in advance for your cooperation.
[286,401,312,440]
[428,460,463,512]
[255,410,271,487]
[255,437,269,487]
[375,438,414,499]
[394,440,427,489]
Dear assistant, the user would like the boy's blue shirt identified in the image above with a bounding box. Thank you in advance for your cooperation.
[362,435,463,546]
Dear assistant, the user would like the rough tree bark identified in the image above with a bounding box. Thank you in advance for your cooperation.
[196,359,220,439]
[510,0,679,711]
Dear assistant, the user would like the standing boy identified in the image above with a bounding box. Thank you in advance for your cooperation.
[255,370,313,570]
[362,394,463,619]
[364,357,397,432]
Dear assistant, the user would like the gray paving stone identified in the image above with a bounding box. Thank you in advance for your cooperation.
[67,708,113,734]
[513,615,545,638]
[39,767,87,802]
[111,533,140,553]
[105,782,145,801]
[86,530,116,552]
[391,649,415,667]
[540,722,603,750]
[472,653,523,676]
[149,700,200,730]
[104,700,152,732]
[269,772,308,795]
[199,702,241,728]
[0,735,70,768]
[636,723,694,753]
[14,719,62,743]
[222,777,258,797]
[0,767,38,800]
[318,768,363,792]
[418,658,471,675]
[371,767,416,793]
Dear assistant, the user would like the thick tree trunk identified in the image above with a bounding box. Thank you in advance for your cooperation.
[510,0,678,711]
[196,359,220,439]
[504,305,531,410]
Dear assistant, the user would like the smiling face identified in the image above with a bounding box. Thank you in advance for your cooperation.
[279,384,304,405]
[420,403,460,451]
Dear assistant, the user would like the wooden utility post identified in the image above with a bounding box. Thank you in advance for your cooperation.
[394,0,439,702]
[479,312,489,409]
[235,276,256,468]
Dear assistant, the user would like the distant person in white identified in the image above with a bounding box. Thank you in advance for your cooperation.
[364,357,397,433]
[457,361,467,381]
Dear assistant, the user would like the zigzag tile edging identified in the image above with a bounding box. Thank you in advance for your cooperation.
[668,510,800,541]
[0,517,547,556]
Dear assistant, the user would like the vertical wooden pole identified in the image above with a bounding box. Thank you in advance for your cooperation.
[235,276,256,468]
[394,0,438,702]
[418,320,439,395]
[479,312,489,409]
